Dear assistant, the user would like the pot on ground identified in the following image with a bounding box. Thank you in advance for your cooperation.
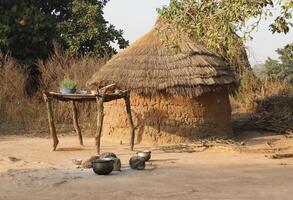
[129,156,146,170]
[137,150,151,161]
[92,158,114,175]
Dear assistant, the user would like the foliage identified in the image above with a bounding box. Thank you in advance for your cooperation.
[58,0,129,57]
[0,48,104,130]
[270,1,293,34]
[157,0,292,71]
[0,0,128,95]
[0,0,56,65]
[0,0,128,64]
[60,79,77,89]
[263,44,293,83]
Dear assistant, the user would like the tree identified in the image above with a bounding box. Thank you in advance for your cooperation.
[58,0,128,57]
[0,0,128,95]
[0,0,128,64]
[264,44,293,83]
[0,0,56,65]
[157,0,292,72]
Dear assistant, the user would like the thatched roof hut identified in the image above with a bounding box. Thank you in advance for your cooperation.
[87,21,236,145]
[87,22,235,97]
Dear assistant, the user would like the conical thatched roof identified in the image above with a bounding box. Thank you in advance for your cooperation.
[87,21,235,97]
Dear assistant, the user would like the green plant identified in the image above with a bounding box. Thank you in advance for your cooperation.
[263,44,293,83]
[60,79,77,89]
[157,0,292,72]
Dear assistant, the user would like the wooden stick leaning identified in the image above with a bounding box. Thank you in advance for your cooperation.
[124,92,135,151]
[43,93,59,151]
[71,101,83,146]
[95,94,105,154]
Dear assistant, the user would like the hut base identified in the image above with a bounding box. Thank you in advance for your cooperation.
[102,90,232,145]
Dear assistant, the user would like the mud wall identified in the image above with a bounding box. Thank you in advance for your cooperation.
[102,90,232,145]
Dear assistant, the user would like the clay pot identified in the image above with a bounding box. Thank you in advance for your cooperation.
[92,158,114,175]
[129,156,146,170]
[137,150,151,161]
[100,152,121,171]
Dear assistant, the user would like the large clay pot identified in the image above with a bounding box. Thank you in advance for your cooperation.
[100,152,121,171]
[92,158,114,175]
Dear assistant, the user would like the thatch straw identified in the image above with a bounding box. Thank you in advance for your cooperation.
[87,21,235,97]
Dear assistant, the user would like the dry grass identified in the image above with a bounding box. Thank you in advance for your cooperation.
[230,71,292,115]
[1,49,292,135]
[231,71,293,132]
[0,46,106,134]
[0,53,29,128]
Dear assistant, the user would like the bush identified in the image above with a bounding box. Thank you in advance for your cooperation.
[231,70,293,132]
[0,46,106,134]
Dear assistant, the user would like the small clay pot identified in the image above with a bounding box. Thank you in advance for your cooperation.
[137,150,151,161]
[129,156,146,170]
[60,87,76,94]
[92,158,114,175]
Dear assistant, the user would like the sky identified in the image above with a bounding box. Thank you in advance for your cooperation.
[104,0,293,66]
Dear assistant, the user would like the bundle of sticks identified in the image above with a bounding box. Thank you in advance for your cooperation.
[233,92,293,133]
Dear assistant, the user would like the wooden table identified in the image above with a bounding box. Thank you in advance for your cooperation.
[42,91,135,154]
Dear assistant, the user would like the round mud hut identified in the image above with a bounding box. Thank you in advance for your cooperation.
[87,22,236,145]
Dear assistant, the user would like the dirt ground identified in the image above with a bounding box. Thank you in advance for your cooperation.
[1,131,293,200]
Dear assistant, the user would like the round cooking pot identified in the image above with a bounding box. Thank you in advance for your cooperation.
[129,156,146,170]
[92,158,114,175]
[137,150,151,161]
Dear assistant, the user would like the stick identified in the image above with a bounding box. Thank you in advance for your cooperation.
[95,95,105,154]
[43,93,59,151]
[270,153,293,159]
[124,92,135,151]
[71,101,83,146]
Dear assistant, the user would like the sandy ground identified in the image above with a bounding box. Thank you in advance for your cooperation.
[1,132,293,200]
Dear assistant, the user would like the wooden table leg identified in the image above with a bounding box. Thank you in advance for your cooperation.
[43,93,59,151]
[95,96,105,154]
[124,92,135,151]
[71,101,83,146]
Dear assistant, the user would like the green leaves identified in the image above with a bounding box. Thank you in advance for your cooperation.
[157,0,292,74]
[264,44,293,83]
[0,0,56,64]
[61,79,77,89]
[0,0,129,64]
[270,2,293,34]
[58,0,128,58]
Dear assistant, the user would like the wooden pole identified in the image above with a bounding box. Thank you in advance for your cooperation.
[95,95,105,154]
[124,92,135,151]
[43,93,59,151]
[71,101,83,146]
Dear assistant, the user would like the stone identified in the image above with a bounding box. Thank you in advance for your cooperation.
[81,156,99,168]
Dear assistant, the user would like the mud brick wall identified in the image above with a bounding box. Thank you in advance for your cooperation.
[101,90,232,145]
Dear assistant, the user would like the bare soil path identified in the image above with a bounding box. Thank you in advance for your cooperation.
[0,133,293,200]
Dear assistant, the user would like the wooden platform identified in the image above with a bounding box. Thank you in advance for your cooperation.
[43,91,135,154]
[46,92,127,102]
